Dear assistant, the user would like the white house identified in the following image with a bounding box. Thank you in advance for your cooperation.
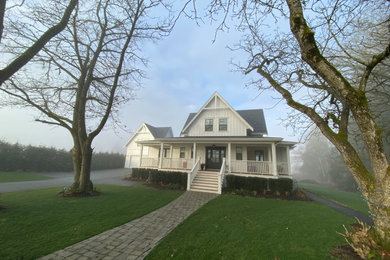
[124,123,173,168]
[125,92,296,194]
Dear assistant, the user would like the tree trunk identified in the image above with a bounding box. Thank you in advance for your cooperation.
[70,135,82,190]
[79,142,93,193]
[367,178,390,243]
[285,0,390,245]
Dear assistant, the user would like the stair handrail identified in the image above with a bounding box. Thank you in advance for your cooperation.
[218,158,226,194]
[187,157,201,190]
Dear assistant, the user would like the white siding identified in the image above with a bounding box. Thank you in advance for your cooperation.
[187,108,248,136]
[124,125,154,168]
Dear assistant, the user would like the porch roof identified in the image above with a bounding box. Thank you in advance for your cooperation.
[137,136,297,147]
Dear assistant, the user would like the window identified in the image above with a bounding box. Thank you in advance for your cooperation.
[180,147,185,158]
[255,150,265,161]
[163,148,170,158]
[219,118,227,131]
[191,146,194,159]
[236,147,243,160]
[205,119,213,131]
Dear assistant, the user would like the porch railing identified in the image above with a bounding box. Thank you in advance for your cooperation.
[230,160,272,174]
[140,157,158,168]
[218,158,226,194]
[162,158,193,170]
[187,158,200,190]
[277,162,289,175]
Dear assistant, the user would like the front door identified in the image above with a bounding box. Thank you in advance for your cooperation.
[206,146,226,170]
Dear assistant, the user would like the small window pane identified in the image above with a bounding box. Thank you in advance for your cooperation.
[180,147,185,158]
[164,148,170,158]
[205,119,213,131]
[219,118,227,131]
[255,150,264,161]
[236,147,242,160]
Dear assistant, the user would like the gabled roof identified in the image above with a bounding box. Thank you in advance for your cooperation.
[180,92,254,135]
[125,123,173,147]
[237,109,268,135]
[181,109,268,136]
[144,123,173,138]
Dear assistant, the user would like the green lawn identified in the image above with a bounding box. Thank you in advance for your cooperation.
[298,182,369,214]
[0,171,52,182]
[0,185,183,260]
[147,195,353,260]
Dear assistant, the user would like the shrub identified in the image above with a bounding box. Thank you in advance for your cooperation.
[341,219,390,259]
[131,168,187,190]
[269,178,293,194]
[131,168,151,180]
[224,175,293,195]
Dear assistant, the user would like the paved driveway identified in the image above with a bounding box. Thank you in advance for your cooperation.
[0,168,137,193]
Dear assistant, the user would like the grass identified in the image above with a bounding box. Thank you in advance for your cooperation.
[147,195,353,259]
[0,171,52,182]
[298,182,370,214]
[0,185,183,260]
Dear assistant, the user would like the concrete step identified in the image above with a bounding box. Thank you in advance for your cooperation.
[197,171,219,175]
[190,186,218,193]
[192,179,218,185]
[194,176,218,182]
[190,171,220,194]
[191,182,218,189]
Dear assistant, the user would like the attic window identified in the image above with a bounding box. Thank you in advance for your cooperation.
[205,119,213,131]
[219,118,227,131]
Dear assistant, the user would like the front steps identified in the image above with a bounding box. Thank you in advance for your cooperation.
[190,171,219,194]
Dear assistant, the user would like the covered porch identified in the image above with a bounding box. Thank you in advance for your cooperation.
[137,137,295,177]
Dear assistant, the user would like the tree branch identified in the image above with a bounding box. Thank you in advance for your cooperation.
[359,43,390,91]
[0,0,78,86]
[255,64,374,191]
[0,0,5,42]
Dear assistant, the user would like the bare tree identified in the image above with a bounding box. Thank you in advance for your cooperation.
[0,0,78,85]
[204,0,390,255]
[1,0,175,194]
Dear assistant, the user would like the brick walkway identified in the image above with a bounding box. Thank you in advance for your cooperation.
[40,191,217,260]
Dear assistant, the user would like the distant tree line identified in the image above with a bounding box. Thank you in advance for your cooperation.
[0,141,125,172]
[294,132,358,192]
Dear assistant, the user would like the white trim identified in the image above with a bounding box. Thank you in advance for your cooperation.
[124,123,147,147]
[181,92,254,134]
[228,142,231,173]
[286,146,291,175]
[158,143,164,169]
[271,143,277,176]
[193,143,197,165]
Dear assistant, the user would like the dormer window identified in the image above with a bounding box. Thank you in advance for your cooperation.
[205,119,213,131]
[219,118,227,131]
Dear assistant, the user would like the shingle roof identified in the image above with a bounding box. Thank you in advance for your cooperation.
[182,113,196,133]
[145,123,173,138]
[181,109,268,136]
[237,109,268,135]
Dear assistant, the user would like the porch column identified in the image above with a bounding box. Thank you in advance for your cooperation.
[170,145,173,168]
[139,144,144,167]
[228,142,231,173]
[158,143,164,169]
[286,146,291,175]
[271,143,277,176]
[193,143,197,165]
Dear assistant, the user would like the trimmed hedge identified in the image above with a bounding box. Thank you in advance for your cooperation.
[224,175,293,194]
[132,168,187,190]
[131,168,151,180]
